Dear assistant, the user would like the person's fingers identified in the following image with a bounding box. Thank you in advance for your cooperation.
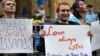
[39,29,46,38]
[88,30,93,37]
[31,33,36,39]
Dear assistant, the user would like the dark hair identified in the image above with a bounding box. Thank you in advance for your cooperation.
[56,2,70,13]
[72,0,84,19]
[87,4,93,8]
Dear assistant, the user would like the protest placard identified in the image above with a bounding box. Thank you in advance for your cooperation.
[91,21,100,51]
[44,25,91,56]
[0,19,33,53]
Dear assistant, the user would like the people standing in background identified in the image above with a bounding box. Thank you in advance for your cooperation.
[38,5,45,19]
[32,9,45,25]
[86,4,99,22]
[32,7,45,56]
[32,5,45,25]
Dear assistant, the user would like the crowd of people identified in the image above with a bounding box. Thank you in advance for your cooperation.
[0,0,99,56]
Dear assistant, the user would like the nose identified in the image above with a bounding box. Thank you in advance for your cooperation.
[64,10,70,14]
[9,3,15,7]
[10,4,13,7]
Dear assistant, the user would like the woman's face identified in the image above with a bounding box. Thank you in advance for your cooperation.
[77,1,87,12]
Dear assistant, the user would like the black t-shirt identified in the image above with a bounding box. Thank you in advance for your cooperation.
[53,21,79,25]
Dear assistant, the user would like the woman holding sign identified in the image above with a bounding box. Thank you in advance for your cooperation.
[68,0,94,55]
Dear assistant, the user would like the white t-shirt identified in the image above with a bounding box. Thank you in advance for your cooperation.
[39,9,45,18]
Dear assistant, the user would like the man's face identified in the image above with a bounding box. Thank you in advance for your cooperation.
[58,5,70,21]
[40,5,44,10]
[3,1,16,13]
[88,7,93,12]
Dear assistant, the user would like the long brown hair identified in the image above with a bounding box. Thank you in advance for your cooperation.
[72,0,84,19]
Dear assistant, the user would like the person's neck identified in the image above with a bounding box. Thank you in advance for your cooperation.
[3,13,15,19]
[88,11,93,13]
[79,12,86,19]
[79,12,87,24]
[58,20,68,24]
[40,8,44,10]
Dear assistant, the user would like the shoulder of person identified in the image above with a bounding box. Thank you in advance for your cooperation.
[68,21,80,25]
[52,21,60,25]
[15,15,30,19]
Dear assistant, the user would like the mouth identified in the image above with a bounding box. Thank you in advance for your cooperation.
[63,15,69,18]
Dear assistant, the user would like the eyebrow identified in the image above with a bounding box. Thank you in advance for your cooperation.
[61,9,70,12]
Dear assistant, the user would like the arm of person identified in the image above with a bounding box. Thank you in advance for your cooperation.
[32,18,45,25]
[37,18,45,25]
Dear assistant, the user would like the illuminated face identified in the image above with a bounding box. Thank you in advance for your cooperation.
[3,0,16,13]
[58,5,70,21]
[77,1,87,12]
